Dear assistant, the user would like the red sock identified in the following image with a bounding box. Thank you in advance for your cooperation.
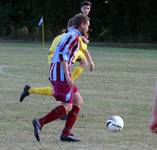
[62,105,80,135]
[38,105,66,128]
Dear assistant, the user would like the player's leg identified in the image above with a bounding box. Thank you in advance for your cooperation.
[60,52,86,120]
[71,51,87,81]
[20,85,53,102]
[32,81,74,142]
[37,102,71,129]
[61,91,83,142]
[32,102,71,142]
[29,86,52,96]
[60,52,86,121]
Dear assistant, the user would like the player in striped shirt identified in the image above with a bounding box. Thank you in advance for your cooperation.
[32,14,90,142]
[20,1,94,102]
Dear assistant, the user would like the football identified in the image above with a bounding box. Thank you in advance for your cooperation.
[106,115,124,132]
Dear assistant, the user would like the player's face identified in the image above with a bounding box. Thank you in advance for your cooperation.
[80,5,91,16]
[80,20,90,35]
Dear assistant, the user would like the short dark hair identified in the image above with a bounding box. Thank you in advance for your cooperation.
[80,1,92,8]
[73,14,90,29]
[67,17,74,28]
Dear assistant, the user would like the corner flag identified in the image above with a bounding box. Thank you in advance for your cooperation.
[38,17,43,26]
[38,16,45,48]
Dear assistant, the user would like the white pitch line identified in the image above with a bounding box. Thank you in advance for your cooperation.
[0,65,21,78]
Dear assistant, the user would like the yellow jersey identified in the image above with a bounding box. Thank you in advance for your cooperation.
[48,33,65,64]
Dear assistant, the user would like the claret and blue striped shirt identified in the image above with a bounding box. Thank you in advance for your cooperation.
[49,29,81,81]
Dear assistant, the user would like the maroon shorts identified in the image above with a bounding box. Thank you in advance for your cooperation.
[51,81,78,104]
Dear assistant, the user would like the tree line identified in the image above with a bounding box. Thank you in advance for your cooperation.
[0,0,157,42]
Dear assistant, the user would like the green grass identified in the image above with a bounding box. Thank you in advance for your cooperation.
[0,42,157,150]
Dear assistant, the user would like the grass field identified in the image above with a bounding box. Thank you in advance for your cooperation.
[0,42,157,150]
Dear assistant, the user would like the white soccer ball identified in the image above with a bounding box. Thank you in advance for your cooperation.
[106,115,124,132]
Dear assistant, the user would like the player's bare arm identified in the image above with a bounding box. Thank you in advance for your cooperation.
[83,49,95,72]
[61,61,74,86]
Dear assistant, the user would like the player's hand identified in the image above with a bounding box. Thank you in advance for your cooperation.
[149,116,157,134]
[66,76,74,87]
[89,61,95,72]
[81,36,89,44]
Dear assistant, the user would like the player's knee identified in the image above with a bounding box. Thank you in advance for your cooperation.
[61,102,72,113]
[74,98,84,109]
[79,101,83,109]
[79,98,84,106]
[67,104,73,112]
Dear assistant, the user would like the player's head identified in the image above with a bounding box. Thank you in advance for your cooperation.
[73,14,90,35]
[80,1,92,16]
